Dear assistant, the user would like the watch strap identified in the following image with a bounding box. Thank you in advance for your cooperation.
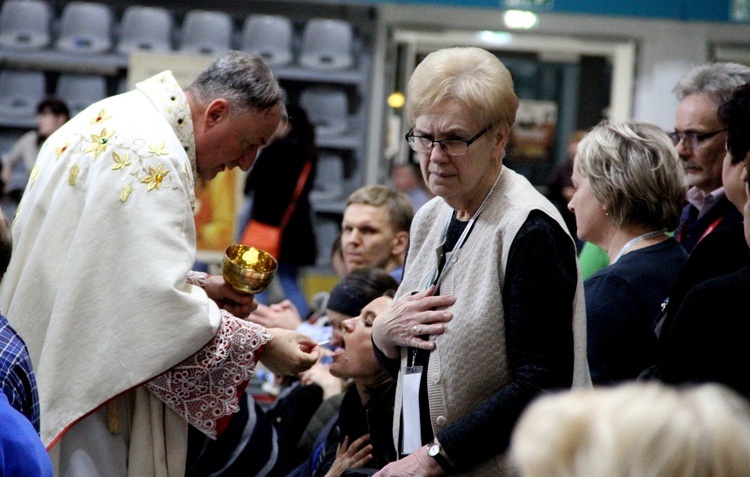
[428,443,453,471]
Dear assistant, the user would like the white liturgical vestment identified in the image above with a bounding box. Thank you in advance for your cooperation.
[0,72,270,476]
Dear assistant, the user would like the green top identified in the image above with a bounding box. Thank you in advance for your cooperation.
[578,241,609,280]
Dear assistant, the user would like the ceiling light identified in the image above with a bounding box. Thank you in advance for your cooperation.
[503,10,538,29]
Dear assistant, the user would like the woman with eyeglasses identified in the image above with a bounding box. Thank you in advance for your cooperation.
[370,47,590,477]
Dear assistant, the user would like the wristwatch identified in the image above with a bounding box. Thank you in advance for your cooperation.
[427,442,453,471]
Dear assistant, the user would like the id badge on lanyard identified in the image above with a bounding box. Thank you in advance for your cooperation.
[401,364,423,454]
[398,167,501,456]
[400,209,475,455]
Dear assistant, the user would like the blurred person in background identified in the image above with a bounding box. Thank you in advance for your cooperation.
[545,129,586,252]
[390,159,432,213]
[247,184,412,334]
[509,381,750,477]
[244,102,319,318]
[342,184,413,283]
[1,98,69,218]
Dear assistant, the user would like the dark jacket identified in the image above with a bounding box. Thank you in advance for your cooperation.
[656,265,750,401]
[291,381,397,477]
[654,223,750,370]
[675,196,743,254]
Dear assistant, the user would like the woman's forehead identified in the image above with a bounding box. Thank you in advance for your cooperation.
[364,296,393,315]
[414,107,474,133]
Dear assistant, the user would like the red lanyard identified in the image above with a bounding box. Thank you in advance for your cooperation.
[678,215,724,244]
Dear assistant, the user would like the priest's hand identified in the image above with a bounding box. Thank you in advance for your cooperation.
[204,274,257,318]
[259,328,321,375]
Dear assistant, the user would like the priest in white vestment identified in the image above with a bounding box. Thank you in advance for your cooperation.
[0,51,321,476]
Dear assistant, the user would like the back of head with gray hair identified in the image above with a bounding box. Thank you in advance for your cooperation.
[673,62,750,106]
[186,50,284,115]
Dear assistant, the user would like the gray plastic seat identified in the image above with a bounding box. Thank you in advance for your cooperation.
[299,86,349,137]
[0,131,21,155]
[240,14,294,67]
[56,74,107,117]
[179,10,233,56]
[299,18,354,70]
[55,2,113,54]
[117,5,173,55]
[0,69,46,124]
[310,152,344,203]
[0,0,51,50]
[313,215,343,267]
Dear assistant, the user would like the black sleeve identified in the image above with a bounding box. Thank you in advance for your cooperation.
[373,336,401,379]
[656,271,750,401]
[438,210,578,469]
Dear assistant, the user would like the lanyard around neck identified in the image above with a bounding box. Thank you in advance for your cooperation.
[424,168,504,291]
[611,230,665,264]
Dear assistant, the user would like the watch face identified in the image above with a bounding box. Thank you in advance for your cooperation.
[428,444,440,457]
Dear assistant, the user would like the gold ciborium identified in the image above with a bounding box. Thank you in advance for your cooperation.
[222,244,278,294]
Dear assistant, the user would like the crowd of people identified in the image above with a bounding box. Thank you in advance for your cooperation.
[0,45,749,477]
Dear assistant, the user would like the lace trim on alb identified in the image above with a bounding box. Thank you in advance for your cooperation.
[146,312,271,438]
[187,270,210,288]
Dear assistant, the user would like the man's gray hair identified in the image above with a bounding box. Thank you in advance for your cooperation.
[673,62,750,105]
[186,50,284,114]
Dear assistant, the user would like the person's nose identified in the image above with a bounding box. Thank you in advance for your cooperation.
[238,149,259,171]
[428,143,450,162]
[331,327,344,346]
[341,317,356,333]
[345,229,362,244]
[674,140,691,160]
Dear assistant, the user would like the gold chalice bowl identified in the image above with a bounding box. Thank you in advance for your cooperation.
[222,244,278,294]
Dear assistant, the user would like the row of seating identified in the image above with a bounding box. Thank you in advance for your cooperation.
[0,1,356,70]
[0,68,356,138]
[0,70,108,124]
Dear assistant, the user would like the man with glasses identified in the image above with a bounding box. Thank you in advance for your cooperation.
[638,67,750,382]
[671,62,750,253]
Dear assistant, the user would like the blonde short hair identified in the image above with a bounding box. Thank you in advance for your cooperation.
[575,120,687,231]
[406,47,519,129]
[509,382,750,477]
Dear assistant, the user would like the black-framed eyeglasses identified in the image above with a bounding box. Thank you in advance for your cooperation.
[668,128,726,150]
[405,126,491,156]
